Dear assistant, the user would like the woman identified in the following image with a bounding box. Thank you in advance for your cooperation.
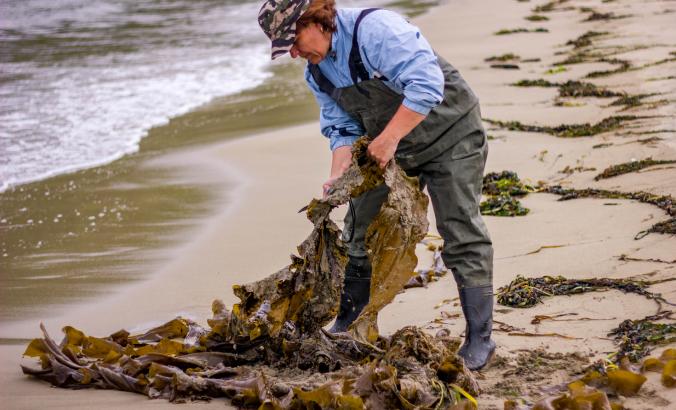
[258,0,495,370]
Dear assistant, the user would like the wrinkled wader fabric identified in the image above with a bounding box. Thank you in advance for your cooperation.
[309,8,494,290]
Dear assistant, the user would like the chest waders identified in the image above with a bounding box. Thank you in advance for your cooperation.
[318,8,495,370]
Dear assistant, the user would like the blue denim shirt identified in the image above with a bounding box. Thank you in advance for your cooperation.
[304,8,445,151]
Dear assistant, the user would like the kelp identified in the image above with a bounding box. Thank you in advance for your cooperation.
[641,349,676,387]
[544,185,676,239]
[544,186,675,216]
[608,311,676,362]
[594,158,676,180]
[496,275,675,310]
[559,80,621,98]
[483,171,534,197]
[533,0,569,13]
[525,15,549,21]
[480,171,533,217]
[566,30,608,49]
[480,195,530,217]
[636,217,676,240]
[21,139,480,409]
[494,28,549,35]
[491,64,520,70]
[609,93,658,109]
[583,11,627,21]
[485,53,520,62]
[484,115,638,137]
[585,58,632,78]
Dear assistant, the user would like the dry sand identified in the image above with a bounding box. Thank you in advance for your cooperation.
[2,0,675,408]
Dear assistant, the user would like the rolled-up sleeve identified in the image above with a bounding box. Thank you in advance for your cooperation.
[305,68,363,151]
[359,11,444,116]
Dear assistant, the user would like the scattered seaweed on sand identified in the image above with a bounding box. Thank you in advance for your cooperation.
[490,63,520,70]
[585,58,632,78]
[512,79,558,87]
[480,171,533,217]
[544,185,676,239]
[21,140,481,409]
[533,0,569,13]
[559,80,621,97]
[494,27,549,35]
[566,30,608,49]
[480,195,530,217]
[544,186,675,216]
[484,115,639,137]
[636,217,676,239]
[608,311,676,362]
[583,11,629,22]
[496,275,676,310]
[610,93,659,109]
[525,14,549,21]
[485,53,520,62]
[594,158,676,180]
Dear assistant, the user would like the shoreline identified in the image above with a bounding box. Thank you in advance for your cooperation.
[0,0,440,330]
[3,0,676,408]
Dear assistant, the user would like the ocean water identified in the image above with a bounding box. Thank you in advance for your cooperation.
[0,0,275,192]
[0,0,409,193]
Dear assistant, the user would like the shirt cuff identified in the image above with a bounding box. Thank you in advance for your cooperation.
[403,98,434,116]
[330,135,359,151]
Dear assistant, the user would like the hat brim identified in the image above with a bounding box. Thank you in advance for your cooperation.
[270,21,298,60]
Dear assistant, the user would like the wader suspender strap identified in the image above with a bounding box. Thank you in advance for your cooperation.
[308,8,381,97]
[348,8,379,85]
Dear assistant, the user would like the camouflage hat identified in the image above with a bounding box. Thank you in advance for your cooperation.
[258,0,311,60]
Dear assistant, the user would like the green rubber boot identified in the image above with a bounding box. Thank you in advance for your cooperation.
[458,285,496,370]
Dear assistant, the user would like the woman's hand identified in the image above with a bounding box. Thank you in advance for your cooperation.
[367,104,427,169]
[367,134,399,169]
[323,145,353,198]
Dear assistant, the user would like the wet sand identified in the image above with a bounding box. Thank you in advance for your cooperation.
[3,0,676,408]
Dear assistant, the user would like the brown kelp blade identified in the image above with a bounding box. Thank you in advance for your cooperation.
[350,160,429,343]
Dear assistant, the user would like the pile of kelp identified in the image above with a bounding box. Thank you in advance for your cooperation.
[480,171,534,216]
[497,275,675,409]
[21,139,479,409]
[544,185,676,239]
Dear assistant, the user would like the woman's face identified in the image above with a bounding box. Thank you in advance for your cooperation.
[290,23,331,64]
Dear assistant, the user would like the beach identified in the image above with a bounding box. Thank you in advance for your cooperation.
[2,0,675,408]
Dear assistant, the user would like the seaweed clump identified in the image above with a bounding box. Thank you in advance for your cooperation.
[609,311,676,362]
[496,275,675,309]
[480,171,534,217]
[20,140,481,409]
[480,195,530,217]
[594,157,676,180]
[484,115,638,137]
[482,171,534,196]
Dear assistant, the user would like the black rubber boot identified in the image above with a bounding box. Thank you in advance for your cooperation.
[329,256,371,333]
[457,285,496,370]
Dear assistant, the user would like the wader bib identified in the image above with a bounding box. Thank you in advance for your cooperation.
[310,8,493,288]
